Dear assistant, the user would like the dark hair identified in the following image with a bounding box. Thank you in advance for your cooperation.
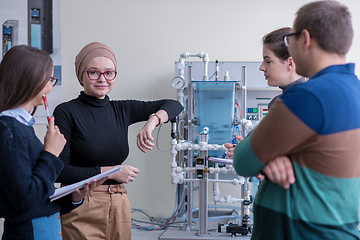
[0,45,53,113]
[262,27,291,61]
[294,0,353,55]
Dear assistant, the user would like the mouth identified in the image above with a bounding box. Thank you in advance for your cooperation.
[95,85,108,89]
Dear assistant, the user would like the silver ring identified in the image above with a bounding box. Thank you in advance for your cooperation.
[143,137,147,141]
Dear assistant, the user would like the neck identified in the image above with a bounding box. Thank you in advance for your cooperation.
[306,48,346,78]
[20,103,32,113]
[289,71,303,83]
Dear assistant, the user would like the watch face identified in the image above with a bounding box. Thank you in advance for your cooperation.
[172,77,185,89]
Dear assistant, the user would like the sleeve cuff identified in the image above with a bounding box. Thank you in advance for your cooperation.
[233,134,264,177]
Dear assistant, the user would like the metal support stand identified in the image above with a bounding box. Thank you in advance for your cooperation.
[196,133,210,236]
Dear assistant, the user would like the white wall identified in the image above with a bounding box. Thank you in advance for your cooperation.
[58,0,360,219]
[0,0,27,47]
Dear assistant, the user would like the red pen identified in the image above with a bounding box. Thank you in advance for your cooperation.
[42,94,51,123]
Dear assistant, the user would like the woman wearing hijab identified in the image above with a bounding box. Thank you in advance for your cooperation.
[53,42,183,240]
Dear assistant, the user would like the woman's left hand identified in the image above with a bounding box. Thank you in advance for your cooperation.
[136,118,157,153]
[71,177,107,202]
[223,135,244,158]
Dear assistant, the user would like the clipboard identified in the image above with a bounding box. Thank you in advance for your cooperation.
[208,157,233,165]
[49,166,122,202]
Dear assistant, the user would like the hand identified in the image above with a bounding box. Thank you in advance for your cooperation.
[223,135,244,158]
[101,165,139,184]
[262,156,295,189]
[137,119,157,153]
[71,177,107,202]
[44,117,66,157]
[255,173,265,181]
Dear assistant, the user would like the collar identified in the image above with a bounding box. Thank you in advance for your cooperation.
[0,107,36,126]
[279,77,307,92]
[78,91,110,107]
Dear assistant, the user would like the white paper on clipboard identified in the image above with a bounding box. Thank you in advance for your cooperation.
[208,157,233,165]
[49,166,122,202]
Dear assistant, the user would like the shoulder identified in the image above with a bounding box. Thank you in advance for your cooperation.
[57,98,80,108]
[280,82,321,109]
[54,98,80,114]
[0,116,28,143]
[110,99,154,108]
[0,116,19,131]
[109,99,137,109]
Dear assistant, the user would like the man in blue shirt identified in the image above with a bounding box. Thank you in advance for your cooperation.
[233,1,360,239]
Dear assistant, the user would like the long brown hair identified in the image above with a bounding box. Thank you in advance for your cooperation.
[0,45,53,114]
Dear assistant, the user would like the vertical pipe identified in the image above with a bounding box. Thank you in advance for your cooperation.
[213,163,220,206]
[241,66,247,138]
[241,182,245,218]
[197,178,208,235]
[215,60,219,81]
[203,53,209,81]
[187,67,194,226]
[197,133,208,235]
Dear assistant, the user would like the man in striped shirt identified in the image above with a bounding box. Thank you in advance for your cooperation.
[233,1,360,239]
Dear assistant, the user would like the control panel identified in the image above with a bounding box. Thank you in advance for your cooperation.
[2,20,18,57]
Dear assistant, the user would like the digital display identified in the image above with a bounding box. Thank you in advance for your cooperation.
[31,8,40,17]
[3,27,11,34]
[31,24,41,49]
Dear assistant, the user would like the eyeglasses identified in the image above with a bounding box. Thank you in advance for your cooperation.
[50,76,58,87]
[284,31,302,47]
[83,70,117,81]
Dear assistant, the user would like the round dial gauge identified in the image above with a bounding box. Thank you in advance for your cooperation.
[171,76,185,90]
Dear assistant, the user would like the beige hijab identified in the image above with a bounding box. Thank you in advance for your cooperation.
[74,42,117,85]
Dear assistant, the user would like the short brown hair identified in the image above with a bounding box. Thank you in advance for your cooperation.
[0,45,53,113]
[294,0,353,55]
[262,27,291,61]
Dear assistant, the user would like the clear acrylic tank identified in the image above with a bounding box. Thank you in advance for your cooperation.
[194,81,236,157]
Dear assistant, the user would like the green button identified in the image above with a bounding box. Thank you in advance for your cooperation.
[252,108,258,113]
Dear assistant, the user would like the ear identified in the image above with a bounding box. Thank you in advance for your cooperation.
[286,57,296,71]
[301,29,312,51]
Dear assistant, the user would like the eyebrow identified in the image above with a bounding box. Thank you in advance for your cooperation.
[263,56,271,60]
[88,67,115,70]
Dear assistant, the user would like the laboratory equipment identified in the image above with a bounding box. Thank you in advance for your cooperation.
[158,52,281,239]
[2,20,18,57]
[160,52,281,240]
[28,0,53,53]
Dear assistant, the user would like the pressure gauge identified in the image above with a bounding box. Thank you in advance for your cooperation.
[171,76,185,90]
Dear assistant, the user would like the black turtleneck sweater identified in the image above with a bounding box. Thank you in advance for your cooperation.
[53,92,183,185]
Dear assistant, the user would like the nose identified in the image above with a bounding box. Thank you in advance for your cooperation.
[259,62,265,72]
[97,73,106,82]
